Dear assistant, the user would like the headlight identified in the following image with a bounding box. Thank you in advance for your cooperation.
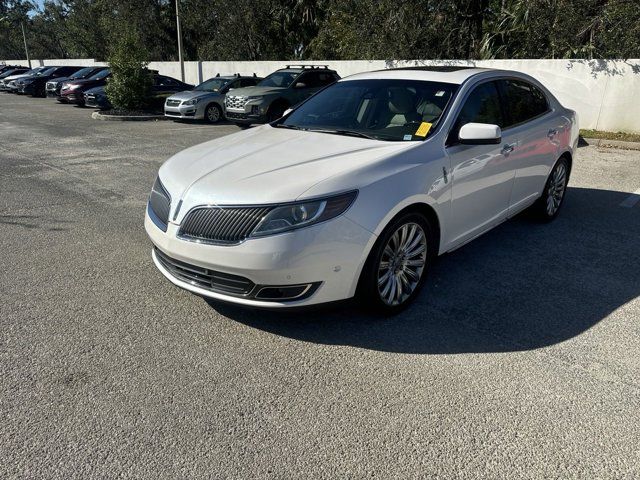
[66,84,80,90]
[246,96,262,102]
[182,98,200,106]
[250,191,357,237]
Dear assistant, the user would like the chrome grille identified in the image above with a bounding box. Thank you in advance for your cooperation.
[166,99,181,107]
[225,95,248,109]
[149,177,171,230]
[154,248,255,295]
[179,206,271,244]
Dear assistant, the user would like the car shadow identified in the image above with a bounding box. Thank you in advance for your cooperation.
[205,187,640,354]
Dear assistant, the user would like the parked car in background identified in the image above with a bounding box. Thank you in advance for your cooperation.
[46,66,107,98]
[59,68,111,105]
[0,65,22,75]
[16,65,83,97]
[224,65,340,127]
[83,85,110,110]
[147,67,578,312]
[0,67,29,86]
[147,74,193,111]
[0,66,48,92]
[84,74,192,111]
[165,74,262,123]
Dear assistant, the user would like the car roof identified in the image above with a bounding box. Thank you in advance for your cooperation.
[342,66,494,85]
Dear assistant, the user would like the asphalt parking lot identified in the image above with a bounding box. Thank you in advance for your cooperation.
[1,94,639,479]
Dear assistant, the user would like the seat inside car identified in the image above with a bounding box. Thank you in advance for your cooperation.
[384,87,422,128]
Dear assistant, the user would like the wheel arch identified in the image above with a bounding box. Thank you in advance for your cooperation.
[351,201,442,298]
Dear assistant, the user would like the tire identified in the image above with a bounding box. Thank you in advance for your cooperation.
[204,103,222,123]
[266,102,288,123]
[357,211,437,315]
[530,156,569,222]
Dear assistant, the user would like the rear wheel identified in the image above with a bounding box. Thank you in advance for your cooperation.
[204,103,222,123]
[530,157,569,221]
[357,212,436,315]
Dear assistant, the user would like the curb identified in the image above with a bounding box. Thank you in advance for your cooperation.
[91,111,168,122]
[583,137,640,151]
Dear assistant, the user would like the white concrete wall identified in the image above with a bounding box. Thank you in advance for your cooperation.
[2,58,639,132]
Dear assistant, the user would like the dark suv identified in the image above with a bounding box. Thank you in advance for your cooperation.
[16,66,83,97]
[59,68,111,105]
[224,65,340,126]
[46,66,107,98]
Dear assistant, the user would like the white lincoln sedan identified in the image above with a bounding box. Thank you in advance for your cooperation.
[145,66,578,313]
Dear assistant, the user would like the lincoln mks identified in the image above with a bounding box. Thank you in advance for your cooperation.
[145,67,578,313]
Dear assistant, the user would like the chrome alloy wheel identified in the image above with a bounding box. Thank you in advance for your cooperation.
[207,105,220,122]
[546,163,567,216]
[377,222,427,306]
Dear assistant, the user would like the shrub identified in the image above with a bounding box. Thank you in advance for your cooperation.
[105,32,152,111]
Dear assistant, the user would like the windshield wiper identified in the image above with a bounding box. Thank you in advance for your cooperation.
[305,128,379,140]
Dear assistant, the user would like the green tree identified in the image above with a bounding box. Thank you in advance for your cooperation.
[104,31,152,111]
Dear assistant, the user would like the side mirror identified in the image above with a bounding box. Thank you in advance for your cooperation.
[458,123,501,145]
[294,82,307,89]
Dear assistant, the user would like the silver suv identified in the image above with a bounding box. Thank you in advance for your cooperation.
[224,65,340,127]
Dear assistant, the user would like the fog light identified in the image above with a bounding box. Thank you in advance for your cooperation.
[255,283,320,300]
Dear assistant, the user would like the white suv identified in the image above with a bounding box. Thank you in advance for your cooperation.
[145,66,578,313]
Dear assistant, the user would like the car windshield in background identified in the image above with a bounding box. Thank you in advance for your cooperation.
[279,79,458,142]
[38,67,57,76]
[258,71,297,88]
[89,69,110,80]
[194,78,229,92]
[70,67,96,79]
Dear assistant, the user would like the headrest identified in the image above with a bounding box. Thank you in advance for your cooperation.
[388,88,416,114]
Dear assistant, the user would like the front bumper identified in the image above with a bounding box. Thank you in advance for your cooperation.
[145,204,374,308]
[164,103,205,120]
[60,92,84,104]
[17,83,35,95]
[224,103,267,124]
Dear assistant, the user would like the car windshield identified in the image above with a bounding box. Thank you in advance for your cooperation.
[258,71,297,88]
[37,67,56,76]
[194,78,229,92]
[89,69,110,80]
[278,79,458,142]
[70,67,96,79]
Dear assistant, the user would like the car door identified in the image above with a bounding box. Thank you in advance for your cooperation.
[445,80,519,248]
[497,79,563,214]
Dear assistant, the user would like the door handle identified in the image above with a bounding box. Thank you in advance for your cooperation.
[547,128,558,138]
[501,143,515,155]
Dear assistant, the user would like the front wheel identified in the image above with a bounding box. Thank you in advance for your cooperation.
[357,212,436,315]
[530,157,569,221]
[204,103,222,123]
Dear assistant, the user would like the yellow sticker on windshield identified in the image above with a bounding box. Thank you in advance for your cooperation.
[415,122,432,137]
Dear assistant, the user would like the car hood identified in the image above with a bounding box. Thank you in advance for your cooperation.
[167,90,219,101]
[159,125,418,220]
[226,86,285,97]
[47,76,70,85]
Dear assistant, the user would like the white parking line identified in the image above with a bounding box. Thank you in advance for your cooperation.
[619,188,640,208]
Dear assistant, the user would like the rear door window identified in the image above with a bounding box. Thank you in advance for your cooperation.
[500,79,549,127]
